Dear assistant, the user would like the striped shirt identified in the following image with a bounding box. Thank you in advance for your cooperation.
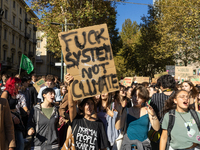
[150,92,174,120]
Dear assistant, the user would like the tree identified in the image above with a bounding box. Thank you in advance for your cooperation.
[114,19,140,78]
[26,0,121,57]
[119,7,174,78]
[154,0,200,66]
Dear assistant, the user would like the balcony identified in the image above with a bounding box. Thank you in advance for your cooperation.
[25,33,30,39]
[28,51,34,57]
[2,60,12,68]
[36,58,43,63]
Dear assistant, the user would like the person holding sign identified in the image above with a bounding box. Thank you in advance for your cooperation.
[96,92,120,148]
[65,73,109,150]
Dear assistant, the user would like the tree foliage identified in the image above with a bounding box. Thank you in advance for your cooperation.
[118,7,175,78]
[114,19,139,78]
[154,0,200,66]
[133,6,174,77]
[26,0,121,57]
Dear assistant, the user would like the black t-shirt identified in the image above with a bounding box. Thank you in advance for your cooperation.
[71,115,109,150]
[150,92,174,120]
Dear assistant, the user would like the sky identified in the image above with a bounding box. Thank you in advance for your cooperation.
[26,0,153,32]
[115,0,153,32]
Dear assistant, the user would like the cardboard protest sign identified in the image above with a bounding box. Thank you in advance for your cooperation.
[122,77,134,86]
[33,79,47,93]
[119,79,123,85]
[175,67,193,81]
[154,72,168,79]
[151,78,157,83]
[166,65,175,76]
[134,77,149,84]
[187,76,200,86]
[58,24,119,100]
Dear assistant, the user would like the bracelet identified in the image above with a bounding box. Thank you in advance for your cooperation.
[152,115,158,120]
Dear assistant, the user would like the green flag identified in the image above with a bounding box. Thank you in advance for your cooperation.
[20,54,34,74]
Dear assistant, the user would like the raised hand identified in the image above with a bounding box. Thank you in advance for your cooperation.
[64,73,74,86]
[146,102,156,116]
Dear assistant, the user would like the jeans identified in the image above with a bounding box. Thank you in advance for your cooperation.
[14,130,24,150]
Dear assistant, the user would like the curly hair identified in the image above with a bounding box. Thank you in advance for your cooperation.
[157,75,176,89]
[160,90,193,117]
[4,77,21,96]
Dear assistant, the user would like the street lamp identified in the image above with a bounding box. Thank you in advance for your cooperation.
[0,8,4,60]
[50,22,74,82]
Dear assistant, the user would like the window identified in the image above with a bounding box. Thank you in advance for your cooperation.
[12,53,14,64]
[20,7,22,14]
[19,21,22,30]
[13,16,15,25]
[4,29,7,40]
[25,42,27,51]
[13,1,15,8]
[37,41,40,48]
[18,56,21,65]
[19,38,21,48]
[3,50,6,61]
[5,9,8,19]
[29,43,31,52]
[29,28,31,37]
[12,34,15,44]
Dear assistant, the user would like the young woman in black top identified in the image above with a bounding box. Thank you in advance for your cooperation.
[1,77,24,150]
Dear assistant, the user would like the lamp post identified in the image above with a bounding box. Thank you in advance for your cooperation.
[0,8,4,60]
[50,22,74,82]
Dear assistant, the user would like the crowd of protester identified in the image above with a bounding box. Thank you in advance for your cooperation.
[1,73,200,150]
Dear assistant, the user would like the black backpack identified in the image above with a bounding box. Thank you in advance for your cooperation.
[166,109,200,150]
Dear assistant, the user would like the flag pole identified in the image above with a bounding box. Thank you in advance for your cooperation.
[19,54,23,76]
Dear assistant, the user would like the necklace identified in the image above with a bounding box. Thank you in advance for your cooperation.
[177,111,190,131]
[83,118,89,135]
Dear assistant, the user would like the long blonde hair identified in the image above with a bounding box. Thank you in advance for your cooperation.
[60,85,68,96]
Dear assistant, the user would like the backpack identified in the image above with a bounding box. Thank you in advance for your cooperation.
[166,109,200,150]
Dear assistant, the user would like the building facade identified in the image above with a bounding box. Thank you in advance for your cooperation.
[36,31,60,77]
[0,0,37,76]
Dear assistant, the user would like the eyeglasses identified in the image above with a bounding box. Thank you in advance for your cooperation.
[177,95,189,99]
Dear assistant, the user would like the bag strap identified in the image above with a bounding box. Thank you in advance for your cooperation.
[72,124,77,134]
[122,107,129,135]
[190,109,200,131]
[166,109,175,150]
[35,109,39,134]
